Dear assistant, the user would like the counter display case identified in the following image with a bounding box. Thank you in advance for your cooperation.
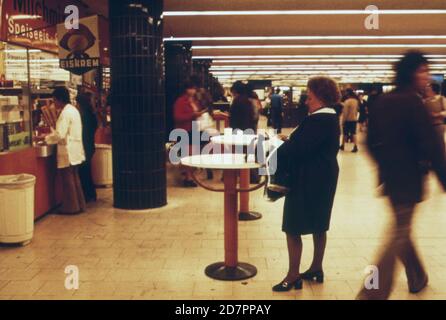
[0,43,32,153]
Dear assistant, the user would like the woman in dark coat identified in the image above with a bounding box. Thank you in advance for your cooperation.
[229,81,258,133]
[77,93,98,202]
[273,77,341,292]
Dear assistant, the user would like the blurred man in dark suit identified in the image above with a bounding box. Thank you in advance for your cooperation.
[358,51,446,300]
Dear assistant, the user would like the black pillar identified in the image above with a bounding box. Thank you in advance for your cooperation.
[109,0,167,210]
[193,59,212,90]
[165,41,193,139]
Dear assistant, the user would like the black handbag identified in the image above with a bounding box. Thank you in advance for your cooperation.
[264,143,290,202]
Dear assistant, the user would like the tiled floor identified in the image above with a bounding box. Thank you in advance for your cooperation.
[1,130,446,300]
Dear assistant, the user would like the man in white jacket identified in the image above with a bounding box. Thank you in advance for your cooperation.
[46,87,86,214]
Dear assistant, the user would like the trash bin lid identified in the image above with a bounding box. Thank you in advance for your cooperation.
[0,174,36,189]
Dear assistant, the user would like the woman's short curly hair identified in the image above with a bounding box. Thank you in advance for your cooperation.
[307,77,341,106]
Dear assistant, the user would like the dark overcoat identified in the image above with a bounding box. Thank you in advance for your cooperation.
[367,89,446,204]
[278,109,340,235]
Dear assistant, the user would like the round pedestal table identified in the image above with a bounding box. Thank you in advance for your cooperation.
[210,134,262,221]
[181,154,265,281]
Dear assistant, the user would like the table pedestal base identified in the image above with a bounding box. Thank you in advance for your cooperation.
[239,211,263,221]
[205,262,257,281]
[239,168,262,222]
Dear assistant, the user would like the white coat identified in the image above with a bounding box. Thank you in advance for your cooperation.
[45,104,86,169]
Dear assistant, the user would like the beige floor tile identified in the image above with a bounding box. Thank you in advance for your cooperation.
[110,240,144,249]
[80,240,113,249]
[73,281,117,296]
[34,281,76,297]
[0,257,35,269]
[75,295,134,300]
[30,269,67,281]
[28,257,68,269]
[0,280,9,290]
[193,281,234,297]
[88,248,124,259]
[0,280,44,296]
[163,258,202,270]
[309,280,355,296]
[426,294,446,300]
[50,240,86,249]
[96,258,133,269]
[119,248,155,259]
[139,270,179,282]
[63,257,101,269]
[114,281,153,297]
[176,269,210,282]
[11,295,75,300]
[0,268,41,281]
[55,248,92,258]
[104,269,144,282]
[128,258,166,269]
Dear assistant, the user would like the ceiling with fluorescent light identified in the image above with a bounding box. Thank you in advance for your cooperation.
[82,0,446,85]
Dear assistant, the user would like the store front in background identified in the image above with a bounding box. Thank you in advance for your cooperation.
[0,1,109,219]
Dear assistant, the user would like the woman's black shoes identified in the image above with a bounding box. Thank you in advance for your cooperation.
[301,270,324,283]
[272,278,303,292]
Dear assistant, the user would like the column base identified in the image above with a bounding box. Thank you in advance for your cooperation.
[205,262,257,281]
[239,211,263,221]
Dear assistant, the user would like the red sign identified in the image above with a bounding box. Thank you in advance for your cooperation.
[0,0,86,53]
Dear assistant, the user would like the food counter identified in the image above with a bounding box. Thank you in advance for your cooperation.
[0,41,67,221]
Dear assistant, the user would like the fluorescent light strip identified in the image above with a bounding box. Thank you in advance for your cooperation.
[213,59,399,63]
[193,44,446,49]
[212,58,446,63]
[211,67,394,71]
[211,64,392,68]
[194,55,446,59]
[164,10,446,16]
[218,76,390,79]
[211,71,397,75]
[217,76,391,79]
[166,35,446,41]
[210,64,446,69]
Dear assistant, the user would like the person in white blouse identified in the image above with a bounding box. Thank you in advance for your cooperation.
[45,87,86,214]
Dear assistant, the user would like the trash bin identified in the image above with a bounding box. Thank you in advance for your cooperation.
[91,144,113,187]
[0,174,36,245]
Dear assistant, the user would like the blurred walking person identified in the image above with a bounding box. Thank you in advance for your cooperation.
[77,93,98,203]
[358,93,368,132]
[270,88,284,133]
[358,51,446,300]
[229,81,258,132]
[173,80,206,187]
[424,82,446,156]
[340,89,360,152]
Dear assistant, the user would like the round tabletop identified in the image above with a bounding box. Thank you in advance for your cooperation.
[211,134,258,147]
[181,154,261,170]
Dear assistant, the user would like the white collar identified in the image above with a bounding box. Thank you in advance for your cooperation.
[310,107,336,116]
